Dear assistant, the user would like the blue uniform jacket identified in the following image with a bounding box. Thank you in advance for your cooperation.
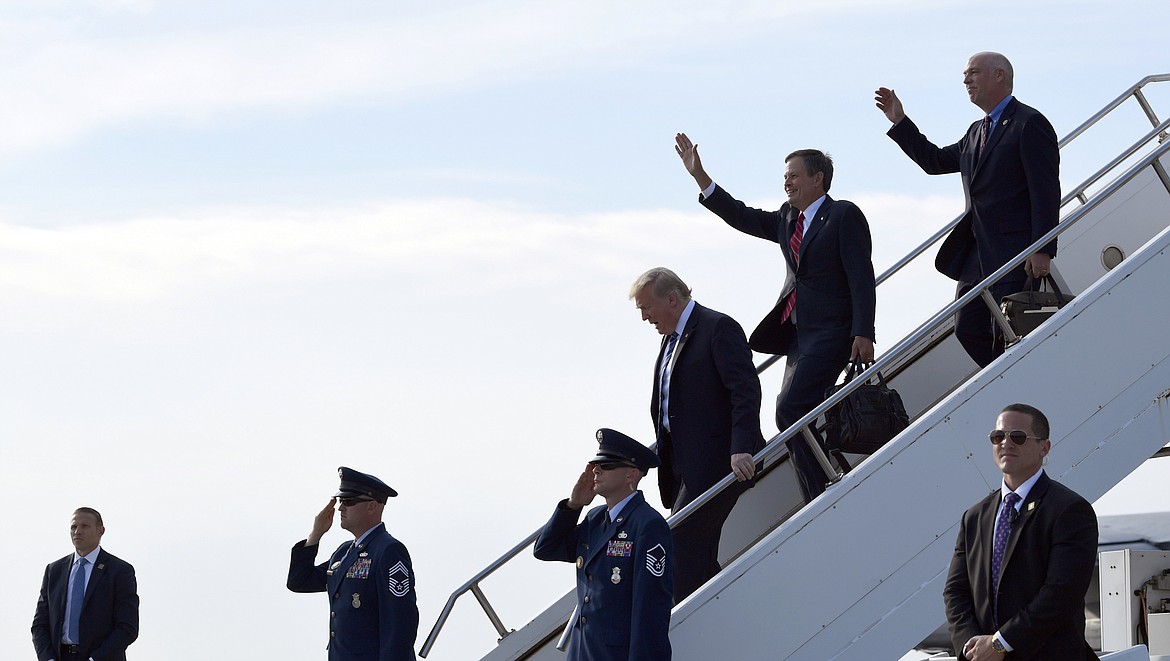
[288,523,419,661]
[534,491,673,661]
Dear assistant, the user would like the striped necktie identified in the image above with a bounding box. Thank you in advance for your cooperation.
[781,212,806,324]
[659,332,680,431]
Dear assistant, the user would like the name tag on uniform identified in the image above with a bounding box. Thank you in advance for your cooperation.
[606,540,633,557]
[346,557,372,579]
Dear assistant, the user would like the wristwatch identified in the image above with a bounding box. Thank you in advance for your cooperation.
[991,636,1007,654]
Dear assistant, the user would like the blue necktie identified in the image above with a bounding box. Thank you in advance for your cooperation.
[991,492,1020,624]
[659,332,680,431]
[67,557,89,643]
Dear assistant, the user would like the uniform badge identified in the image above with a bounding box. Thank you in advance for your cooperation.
[596,430,604,441]
[611,567,622,584]
[576,556,584,569]
[359,551,369,557]
[606,540,633,557]
[645,544,667,577]
[352,593,361,608]
[327,560,341,576]
[346,557,372,579]
[618,530,628,539]
[388,561,411,597]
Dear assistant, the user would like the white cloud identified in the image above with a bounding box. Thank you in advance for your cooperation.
[0,198,721,303]
[0,0,904,156]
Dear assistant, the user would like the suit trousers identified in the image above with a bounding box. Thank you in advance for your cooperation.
[954,250,1026,368]
[775,326,849,504]
[670,481,741,604]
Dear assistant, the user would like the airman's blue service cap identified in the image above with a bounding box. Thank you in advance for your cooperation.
[588,428,660,472]
[335,466,397,502]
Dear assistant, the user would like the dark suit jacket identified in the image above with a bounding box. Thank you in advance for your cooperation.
[887,98,1060,283]
[701,187,876,357]
[534,491,673,661]
[651,302,764,508]
[288,523,419,661]
[32,548,139,661]
[944,472,1098,660]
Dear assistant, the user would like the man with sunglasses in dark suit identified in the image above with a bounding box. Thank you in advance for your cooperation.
[288,467,419,660]
[535,429,673,661]
[944,403,1097,660]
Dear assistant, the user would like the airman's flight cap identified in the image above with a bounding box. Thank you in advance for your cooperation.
[335,466,398,502]
[588,428,660,472]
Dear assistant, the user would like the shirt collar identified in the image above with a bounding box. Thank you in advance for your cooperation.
[673,298,696,339]
[800,194,827,222]
[987,95,1014,127]
[1001,468,1043,508]
[608,490,639,521]
[74,546,101,565]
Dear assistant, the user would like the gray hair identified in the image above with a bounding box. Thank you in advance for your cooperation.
[972,51,1014,90]
[628,267,693,302]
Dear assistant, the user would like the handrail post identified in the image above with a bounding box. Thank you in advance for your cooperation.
[1134,88,1163,131]
[471,583,511,640]
[803,424,840,486]
[981,288,1020,346]
[556,604,579,650]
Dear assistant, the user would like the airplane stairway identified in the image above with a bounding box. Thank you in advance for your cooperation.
[419,74,1170,661]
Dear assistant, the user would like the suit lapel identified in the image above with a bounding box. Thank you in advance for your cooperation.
[585,507,616,567]
[798,196,833,264]
[973,98,1018,180]
[82,550,108,608]
[671,304,702,363]
[1002,472,1049,573]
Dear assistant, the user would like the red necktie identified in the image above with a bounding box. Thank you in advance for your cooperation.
[780,212,805,324]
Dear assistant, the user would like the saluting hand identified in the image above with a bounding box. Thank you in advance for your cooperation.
[307,498,336,546]
[874,87,906,125]
[567,465,597,510]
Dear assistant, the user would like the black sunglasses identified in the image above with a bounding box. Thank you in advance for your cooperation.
[594,462,635,471]
[989,429,1043,445]
[338,497,376,507]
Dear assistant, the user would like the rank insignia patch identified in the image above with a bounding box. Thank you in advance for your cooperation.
[388,561,411,597]
[645,543,667,577]
[606,540,633,557]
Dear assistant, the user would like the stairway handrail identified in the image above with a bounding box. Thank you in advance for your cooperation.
[418,75,1170,659]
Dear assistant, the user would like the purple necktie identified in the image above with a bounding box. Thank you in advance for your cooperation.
[991,491,1020,624]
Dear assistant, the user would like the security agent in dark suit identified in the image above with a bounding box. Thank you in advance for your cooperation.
[630,267,765,602]
[877,51,1060,368]
[288,467,419,661]
[674,135,877,504]
[534,429,673,661]
[944,404,1098,660]
[32,507,140,661]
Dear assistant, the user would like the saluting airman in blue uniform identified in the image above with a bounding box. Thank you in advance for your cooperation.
[535,429,674,660]
[288,467,418,661]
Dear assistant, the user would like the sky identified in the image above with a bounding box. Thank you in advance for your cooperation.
[1,1,1168,659]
